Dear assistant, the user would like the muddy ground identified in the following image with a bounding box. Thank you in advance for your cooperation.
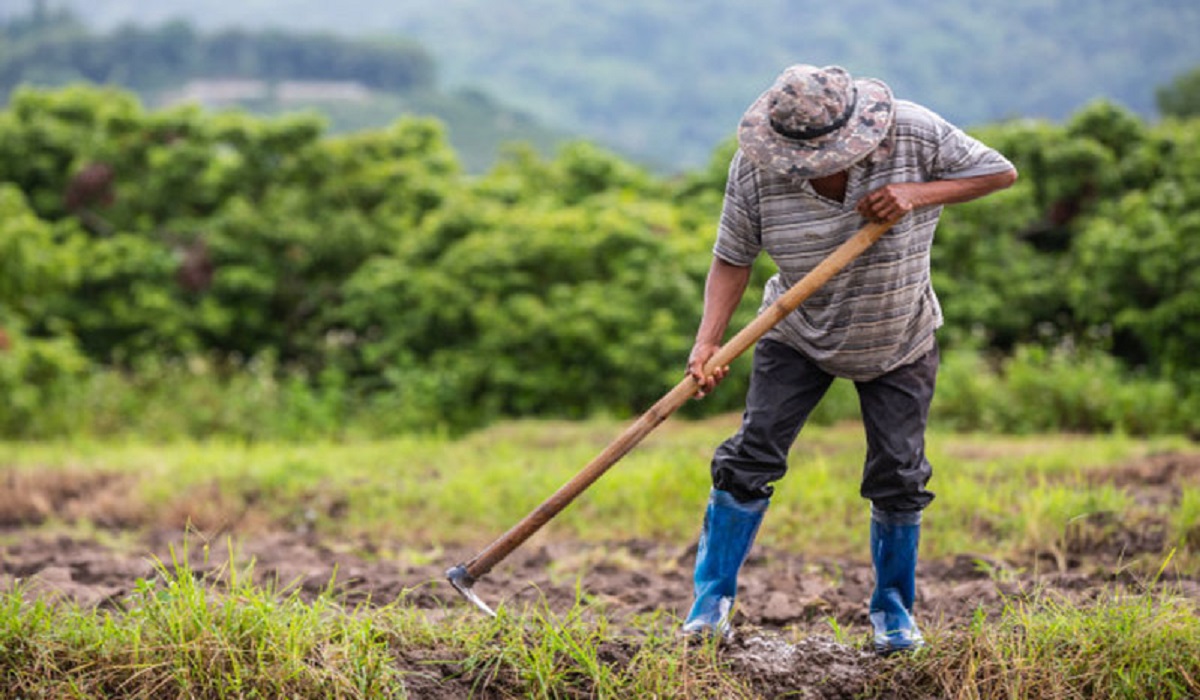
[2,451,1199,699]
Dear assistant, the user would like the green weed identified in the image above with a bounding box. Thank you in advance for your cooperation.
[877,583,1200,700]
[5,555,1195,699]
[0,549,406,698]
[0,553,762,698]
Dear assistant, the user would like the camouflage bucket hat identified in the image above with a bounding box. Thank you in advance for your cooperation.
[738,64,895,180]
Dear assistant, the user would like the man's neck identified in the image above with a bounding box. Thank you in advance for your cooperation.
[809,171,849,203]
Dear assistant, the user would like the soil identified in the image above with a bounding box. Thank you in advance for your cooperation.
[2,450,1199,699]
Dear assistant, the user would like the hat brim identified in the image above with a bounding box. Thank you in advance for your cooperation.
[738,77,895,180]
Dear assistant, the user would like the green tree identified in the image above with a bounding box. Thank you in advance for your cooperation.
[0,183,89,435]
[1157,66,1200,119]
[1067,119,1200,376]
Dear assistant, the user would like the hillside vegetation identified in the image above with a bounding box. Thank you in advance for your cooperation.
[2,85,1199,439]
[0,6,567,172]
[39,0,1200,170]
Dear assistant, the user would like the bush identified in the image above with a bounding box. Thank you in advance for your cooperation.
[0,322,89,438]
[933,343,1190,435]
[3,86,1200,439]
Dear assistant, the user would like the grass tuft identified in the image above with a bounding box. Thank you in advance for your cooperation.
[0,546,761,698]
[875,582,1200,700]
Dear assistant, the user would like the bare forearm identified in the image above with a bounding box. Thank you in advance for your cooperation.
[695,257,753,346]
[688,257,753,397]
[911,169,1019,207]
[857,168,1018,221]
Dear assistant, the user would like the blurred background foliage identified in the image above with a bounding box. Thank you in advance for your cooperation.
[0,2,566,173]
[2,1,1199,172]
[2,82,1200,440]
[2,2,1200,440]
[6,0,1197,171]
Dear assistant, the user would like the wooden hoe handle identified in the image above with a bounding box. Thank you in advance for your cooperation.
[449,218,896,597]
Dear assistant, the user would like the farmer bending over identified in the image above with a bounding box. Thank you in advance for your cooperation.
[682,64,1017,655]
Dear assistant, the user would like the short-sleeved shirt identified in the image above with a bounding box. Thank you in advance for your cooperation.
[714,99,1015,381]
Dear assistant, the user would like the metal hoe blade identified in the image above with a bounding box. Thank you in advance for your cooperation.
[446,565,497,617]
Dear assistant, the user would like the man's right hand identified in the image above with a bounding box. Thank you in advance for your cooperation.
[687,341,729,399]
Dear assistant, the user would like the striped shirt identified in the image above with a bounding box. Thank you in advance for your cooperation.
[714,100,1015,381]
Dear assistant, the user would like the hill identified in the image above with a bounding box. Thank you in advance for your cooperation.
[23,0,1200,171]
[0,5,570,172]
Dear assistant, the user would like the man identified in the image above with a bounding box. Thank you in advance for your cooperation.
[681,64,1017,655]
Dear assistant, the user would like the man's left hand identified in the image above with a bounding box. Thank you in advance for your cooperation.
[856,170,1019,222]
[856,183,923,222]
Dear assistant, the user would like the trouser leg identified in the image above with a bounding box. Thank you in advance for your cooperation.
[855,343,938,513]
[711,339,835,502]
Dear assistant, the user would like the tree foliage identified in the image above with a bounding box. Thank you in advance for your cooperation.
[1157,66,1200,119]
[0,12,434,96]
[0,6,565,174]
[2,85,1199,435]
[9,0,1196,172]
[53,0,1199,171]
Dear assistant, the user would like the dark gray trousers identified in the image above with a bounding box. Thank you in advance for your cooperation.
[711,338,937,513]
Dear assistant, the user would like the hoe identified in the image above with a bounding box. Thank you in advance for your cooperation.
[447,218,896,616]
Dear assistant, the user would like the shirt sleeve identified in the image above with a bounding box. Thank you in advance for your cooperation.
[925,106,1015,180]
[712,149,763,266]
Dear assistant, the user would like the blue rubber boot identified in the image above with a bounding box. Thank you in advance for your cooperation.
[869,509,924,655]
[681,488,769,638]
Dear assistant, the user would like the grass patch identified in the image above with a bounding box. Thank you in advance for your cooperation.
[0,421,1194,572]
[0,421,1198,698]
[0,549,405,698]
[0,548,755,699]
[2,544,1196,699]
[878,581,1200,699]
